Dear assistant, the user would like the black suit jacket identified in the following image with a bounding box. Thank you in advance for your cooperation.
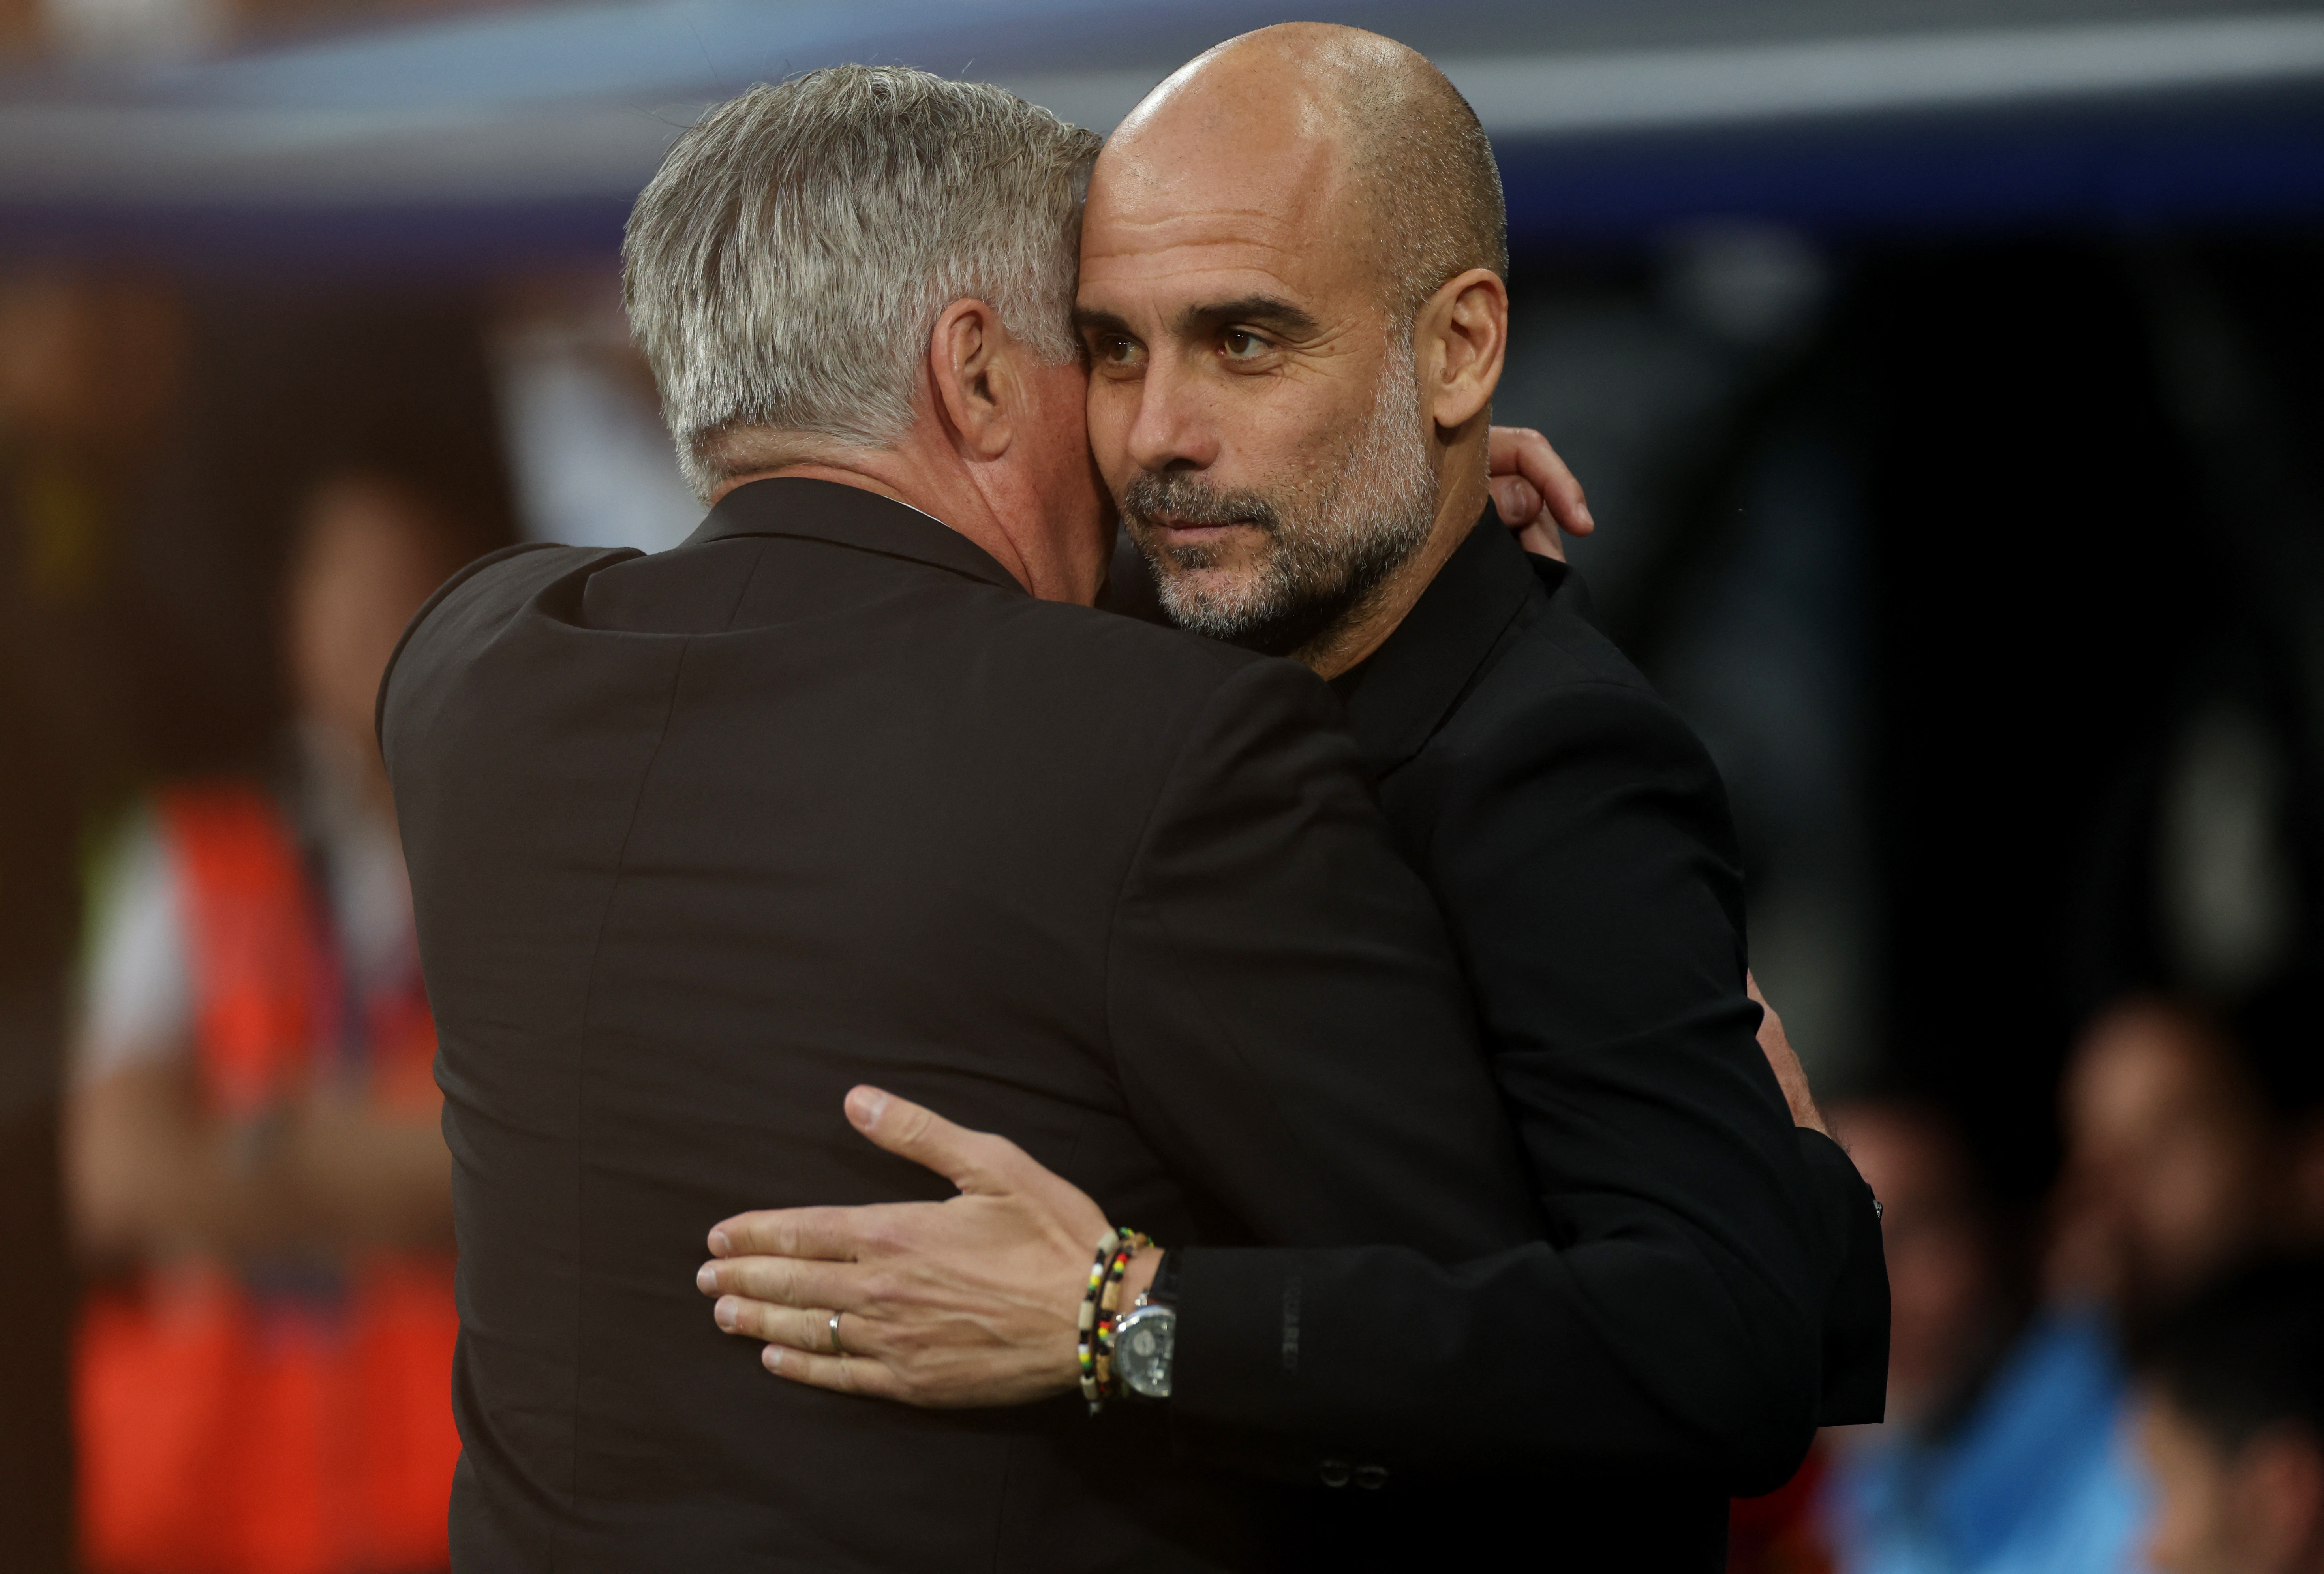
[378,479,1545,1571]
[1156,518,1888,1566]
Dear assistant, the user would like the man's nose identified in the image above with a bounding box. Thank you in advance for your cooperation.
[1123,356,1220,475]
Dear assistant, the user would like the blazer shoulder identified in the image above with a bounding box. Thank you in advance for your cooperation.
[1509,577,1661,700]
[376,541,639,751]
[1445,585,1689,763]
[1417,589,1744,874]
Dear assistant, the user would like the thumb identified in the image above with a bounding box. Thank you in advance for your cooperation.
[844,1086,1019,1195]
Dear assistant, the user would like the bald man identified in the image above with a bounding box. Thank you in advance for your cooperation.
[701,24,1886,1569]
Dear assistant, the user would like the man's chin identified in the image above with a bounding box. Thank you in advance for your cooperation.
[1151,565,1260,618]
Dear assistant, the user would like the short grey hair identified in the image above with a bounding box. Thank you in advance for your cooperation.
[624,66,1102,500]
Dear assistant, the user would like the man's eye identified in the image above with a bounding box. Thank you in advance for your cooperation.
[1222,329,1267,361]
[1096,336,1144,366]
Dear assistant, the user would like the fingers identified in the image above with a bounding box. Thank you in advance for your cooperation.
[697,1252,865,1313]
[1515,519,1567,563]
[1744,971,1828,1136]
[1491,474,1543,527]
[1516,428,1594,537]
[708,1204,884,1261]
[760,1342,906,1401]
[711,1292,876,1357]
[841,1086,1035,1197]
[1489,427,1595,538]
[1746,969,1788,1052]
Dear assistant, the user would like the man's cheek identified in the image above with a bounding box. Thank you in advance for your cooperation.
[1085,416,1139,502]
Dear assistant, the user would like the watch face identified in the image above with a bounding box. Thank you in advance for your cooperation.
[1116,1305,1175,1399]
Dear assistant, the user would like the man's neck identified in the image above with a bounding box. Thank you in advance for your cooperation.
[710,447,1046,599]
[716,460,916,515]
[1294,471,1488,681]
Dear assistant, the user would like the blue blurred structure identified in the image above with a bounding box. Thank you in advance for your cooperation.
[1828,1310,2150,1574]
[3,0,2323,270]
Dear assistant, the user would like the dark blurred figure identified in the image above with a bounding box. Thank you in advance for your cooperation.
[65,470,466,1574]
[2135,1259,2324,1574]
[1827,999,2294,1574]
[0,265,194,1574]
[1736,1098,2008,1574]
[1817,1098,2027,1574]
[2047,998,2285,1317]
[1847,1100,2013,1433]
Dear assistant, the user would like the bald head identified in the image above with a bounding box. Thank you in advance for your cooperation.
[1078,25,1513,674]
[1111,23,1506,319]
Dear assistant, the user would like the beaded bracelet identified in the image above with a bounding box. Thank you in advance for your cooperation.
[1076,1225,1151,1416]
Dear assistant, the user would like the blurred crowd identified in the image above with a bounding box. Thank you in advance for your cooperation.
[1730,1000,2324,1574]
[0,263,550,1573]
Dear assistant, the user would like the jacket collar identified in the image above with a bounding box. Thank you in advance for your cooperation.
[685,476,1024,594]
[1338,509,1560,780]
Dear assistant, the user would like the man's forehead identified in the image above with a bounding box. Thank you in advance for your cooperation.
[1079,141,1365,320]
[1082,203,1297,276]
[1094,106,1340,223]
[1076,226,1327,331]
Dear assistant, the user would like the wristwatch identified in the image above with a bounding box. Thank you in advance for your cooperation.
[1112,1253,1178,1401]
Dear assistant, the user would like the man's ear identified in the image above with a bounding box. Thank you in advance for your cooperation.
[928,299,1020,460]
[1417,268,1508,435]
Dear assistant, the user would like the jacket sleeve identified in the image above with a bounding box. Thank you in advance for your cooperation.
[1804,1126,1891,1424]
[1164,679,1831,1494]
[1102,655,1544,1267]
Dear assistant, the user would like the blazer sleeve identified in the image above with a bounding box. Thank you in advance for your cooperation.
[1102,655,1544,1270]
[1803,1126,1892,1424]
[1163,679,1832,1494]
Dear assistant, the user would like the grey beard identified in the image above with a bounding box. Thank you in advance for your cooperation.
[1124,351,1439,660]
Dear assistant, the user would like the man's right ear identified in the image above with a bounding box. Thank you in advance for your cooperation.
[928,299,1017,461]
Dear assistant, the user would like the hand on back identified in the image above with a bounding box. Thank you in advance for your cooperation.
[698,1086,1113,1407]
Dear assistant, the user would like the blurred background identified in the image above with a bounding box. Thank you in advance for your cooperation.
[4,2,2324,1571]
